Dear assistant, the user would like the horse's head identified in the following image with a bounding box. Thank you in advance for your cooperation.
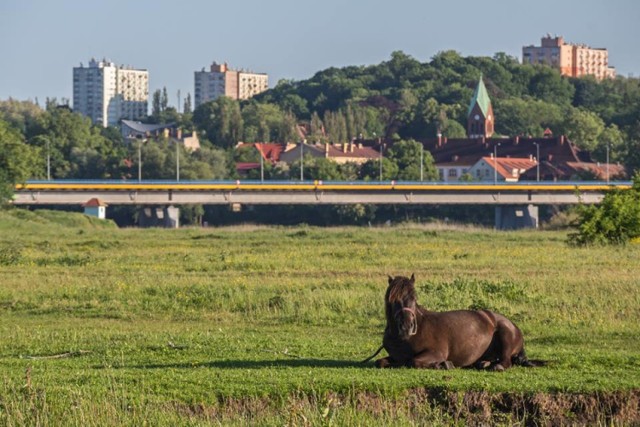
[385,274,418,340]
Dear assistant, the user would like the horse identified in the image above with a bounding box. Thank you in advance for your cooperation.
[374,274,545,371]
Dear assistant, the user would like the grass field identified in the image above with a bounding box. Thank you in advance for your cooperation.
[0,209,639,425]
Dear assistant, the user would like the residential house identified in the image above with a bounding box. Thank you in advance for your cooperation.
[121,120,200,151]
[234,142,288,176]
[279,142,380,165]
[467,156,538,182]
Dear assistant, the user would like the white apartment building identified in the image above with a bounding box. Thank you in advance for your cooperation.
[194,62,268,107]
[73,59,149,127]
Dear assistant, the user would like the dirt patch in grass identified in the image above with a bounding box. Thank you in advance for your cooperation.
[163,389,640,425]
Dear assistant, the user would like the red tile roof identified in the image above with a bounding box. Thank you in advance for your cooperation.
[237,143,286,163]
[325,144,381,159]
[565,162,627,180]
[480,157,537,179]
[255,143,286,162]
[235,162,261,171]
[420,136,589,166]
[82,198,107,207]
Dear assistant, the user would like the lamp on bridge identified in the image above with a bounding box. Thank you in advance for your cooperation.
[493,142,501,185]
[533,142,540,182]
[137,137,147,182]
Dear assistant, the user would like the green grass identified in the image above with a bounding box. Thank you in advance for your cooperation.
[0,209,639,425]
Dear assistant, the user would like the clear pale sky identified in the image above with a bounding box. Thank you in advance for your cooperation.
[1,0,638,108]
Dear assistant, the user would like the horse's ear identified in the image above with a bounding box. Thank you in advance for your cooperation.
[388,275,393,285]
[409,273,415,285]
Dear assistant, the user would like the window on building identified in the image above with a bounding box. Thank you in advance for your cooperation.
[448,169,458,178]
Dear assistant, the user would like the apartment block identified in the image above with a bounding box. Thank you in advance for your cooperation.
[522,35,615,80]
[194,62,268,107]
[73,59,149,127]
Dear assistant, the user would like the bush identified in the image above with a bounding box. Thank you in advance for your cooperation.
[568,173,640,245]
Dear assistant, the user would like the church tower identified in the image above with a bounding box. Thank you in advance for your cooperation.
[467,75,494,138]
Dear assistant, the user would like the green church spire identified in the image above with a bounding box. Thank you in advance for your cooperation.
[467,75,491,117]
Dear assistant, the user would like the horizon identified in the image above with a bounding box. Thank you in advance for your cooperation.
[1,0,638,107]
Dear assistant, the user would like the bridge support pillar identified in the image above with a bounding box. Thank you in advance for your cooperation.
[138,205,180,228]
[494,205,538,230]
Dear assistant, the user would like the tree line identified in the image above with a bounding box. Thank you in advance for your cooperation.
[2,50,640,206]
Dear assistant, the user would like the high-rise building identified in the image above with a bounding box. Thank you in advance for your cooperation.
[522,35,616,80]
[194,62,268,107]
[73,59,149,127]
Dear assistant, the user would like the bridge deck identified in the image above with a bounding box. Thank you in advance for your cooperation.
[13,180,629,206]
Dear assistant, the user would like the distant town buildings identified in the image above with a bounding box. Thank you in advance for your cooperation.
[73,59,149,127]
[194,62,268,107]
[279,142,381,165]
[522,35,615,80]
[467,156,538,182]
[121,120,200,151]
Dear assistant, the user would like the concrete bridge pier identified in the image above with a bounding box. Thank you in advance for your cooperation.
[138,205,180,228]
[494,205,539,230]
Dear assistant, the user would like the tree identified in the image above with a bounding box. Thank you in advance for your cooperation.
[242,102,297,143]
[0,99,43,137]
[183,93,192,115]
[529,66,575,105]
[0,120,40,204]
[288,155,344,181]
[387,139,438,180]
[152,90,162,117]
[193,98,243,148]
[358,157,399,181]
[30,107,124,179]
[568,173,640,246]
[161,87,169,111]
[493,98,563,137]
[592,124,625,163]
[559,107,605,152]
[622,121,640,175]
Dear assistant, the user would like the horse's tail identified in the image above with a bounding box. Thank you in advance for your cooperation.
[361,344,385,364]
[512,348,547,367]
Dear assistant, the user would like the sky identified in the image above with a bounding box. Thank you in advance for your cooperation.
[1,0,639,109]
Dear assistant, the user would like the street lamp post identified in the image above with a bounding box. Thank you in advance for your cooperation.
[420,143,424,182]
[300,142,304,181]
[534,142,540,182]
[260,152,264,182]
[606,143,610,183]
[138,142,142,182]
[379,144,383,181]
[137,138,146,182]
[46,138,51,181]
[176,142,180,182]
[493,143,501,185]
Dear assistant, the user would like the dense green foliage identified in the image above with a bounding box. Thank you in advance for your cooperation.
[255,51,638,164]
[0,119,40,204]
[569,174,640,245]
[0,213,639,424]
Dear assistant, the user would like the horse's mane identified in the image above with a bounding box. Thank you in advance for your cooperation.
[386,275,417,304]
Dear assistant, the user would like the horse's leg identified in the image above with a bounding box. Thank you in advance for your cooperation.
[491,318,524,371]
[374,356,404,368]
[411,350,450,369]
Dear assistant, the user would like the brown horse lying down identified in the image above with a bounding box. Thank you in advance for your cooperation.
[375,274,545,371]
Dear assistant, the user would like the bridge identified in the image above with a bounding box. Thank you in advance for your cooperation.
[13,180,631,229]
